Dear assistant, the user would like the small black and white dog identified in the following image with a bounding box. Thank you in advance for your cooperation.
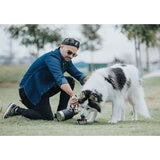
[78,64,150,123]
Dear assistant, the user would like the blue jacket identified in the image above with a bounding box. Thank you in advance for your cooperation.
[19,48,86,105]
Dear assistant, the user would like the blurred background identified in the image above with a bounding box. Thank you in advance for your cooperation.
[0,24,160,74]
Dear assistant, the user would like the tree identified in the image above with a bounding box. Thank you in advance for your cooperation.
[140,25,160,71]
[80,24,101,51]
[80,24,102,71]
[4,24,62,58]
[119,24,160,76]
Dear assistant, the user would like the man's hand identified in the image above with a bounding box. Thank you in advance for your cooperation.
[70,95,79,106]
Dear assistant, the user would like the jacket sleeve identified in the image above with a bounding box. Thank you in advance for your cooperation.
[44,54,68,86]
[67,61,87,85]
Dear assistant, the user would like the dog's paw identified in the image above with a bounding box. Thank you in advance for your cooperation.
[108,119,118,124]
[132,118,138,121]
[87,119,94,123]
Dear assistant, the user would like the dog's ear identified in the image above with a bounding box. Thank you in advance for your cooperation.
[88,100,101,112]
[78,90,91,104]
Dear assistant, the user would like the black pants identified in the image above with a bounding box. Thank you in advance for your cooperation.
[17,76,75,120]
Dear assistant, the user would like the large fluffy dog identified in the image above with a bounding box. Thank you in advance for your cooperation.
[78,64,150,123]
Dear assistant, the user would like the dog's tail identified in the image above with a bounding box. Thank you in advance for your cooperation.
[137,96,150,118]
[130,87,151,118]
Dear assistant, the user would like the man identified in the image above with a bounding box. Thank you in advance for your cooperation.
[3,38,88,120]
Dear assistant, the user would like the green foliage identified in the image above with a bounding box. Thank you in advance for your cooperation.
[80,24,102,51]
[5,24,62,57]
[118,24,160,74]
[120,24,160,47]
[80,24,102,72]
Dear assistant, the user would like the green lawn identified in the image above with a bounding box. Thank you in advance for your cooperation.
[0,66,160,135]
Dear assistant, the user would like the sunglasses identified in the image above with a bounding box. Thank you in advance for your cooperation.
[67,50,77,57]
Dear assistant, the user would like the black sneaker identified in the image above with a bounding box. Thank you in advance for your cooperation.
[3,103,18,119]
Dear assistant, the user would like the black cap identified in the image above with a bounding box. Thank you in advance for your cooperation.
[61,38,80,49]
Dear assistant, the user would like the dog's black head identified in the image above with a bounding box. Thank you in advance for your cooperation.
[78,90,103,112]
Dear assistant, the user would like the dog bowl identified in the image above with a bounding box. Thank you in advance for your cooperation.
[77,118,87,125]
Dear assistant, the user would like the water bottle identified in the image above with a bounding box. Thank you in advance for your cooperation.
[56,106,79,121]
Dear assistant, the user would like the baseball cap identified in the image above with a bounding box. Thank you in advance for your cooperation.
[61,38,80,49]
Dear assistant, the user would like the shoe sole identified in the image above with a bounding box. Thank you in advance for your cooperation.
[3,103,15,119]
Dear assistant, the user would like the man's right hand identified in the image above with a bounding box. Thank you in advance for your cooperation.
[70,95,79,106]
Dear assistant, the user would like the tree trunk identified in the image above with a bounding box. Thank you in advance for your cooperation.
[146,47,150,72]
[9,38,14,64]
[159,47,160,69]
[134,36,143,77]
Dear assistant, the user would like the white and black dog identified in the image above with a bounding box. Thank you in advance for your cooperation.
[78,64,150,123]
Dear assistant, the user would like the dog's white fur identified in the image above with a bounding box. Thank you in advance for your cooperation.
[79,64,150,123]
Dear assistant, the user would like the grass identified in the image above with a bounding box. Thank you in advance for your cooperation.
[0,65,28,83]
[0,65,160,135]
